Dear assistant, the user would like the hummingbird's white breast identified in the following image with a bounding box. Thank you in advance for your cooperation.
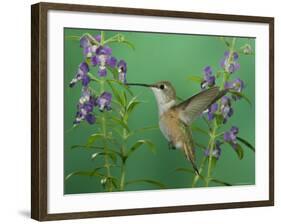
[151,88,176,116]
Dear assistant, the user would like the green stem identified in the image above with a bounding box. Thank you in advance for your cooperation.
[103,34,121,45]
[84,33,100,45]
[100,79,112,191]
[193,37,237,188]
[100,31,105,45]
[120,159,126,191]
[206,121,217,187]
[120,113,128,191]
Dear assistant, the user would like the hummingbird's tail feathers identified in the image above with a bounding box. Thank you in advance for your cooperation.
[191,162,200,176]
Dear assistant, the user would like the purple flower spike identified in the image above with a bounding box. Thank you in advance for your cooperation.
[69,62,90,88]
[224,51,230,57]
[80,34,101,57]
[220,51,240,74]
[91,45,117,77]
[80,36,90,48]
[117,60,127,83]
[204,66,212,76]
[224,78,245,100]
[201,66,216,89]
[91,56,99,66]
[85,113,96,124]
[224,126,239,149]
[106,56,117,68]
[94,34,101,43]
[232,78,244,93]
[96,45,112,55]
[73,87,96,125]
[207,103,218,121]
[204,141,222,160]
[79,62,89,73]
[220,96,233,123]
[230,126,239,135]
[96,91,112,111]
[233,52,239,60]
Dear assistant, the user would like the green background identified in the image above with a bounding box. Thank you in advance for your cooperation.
[64,28,255,194]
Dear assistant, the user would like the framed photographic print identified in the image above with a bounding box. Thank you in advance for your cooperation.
[31,2,274,221]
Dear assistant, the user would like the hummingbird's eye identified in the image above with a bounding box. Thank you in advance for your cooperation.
[159,84,165,90]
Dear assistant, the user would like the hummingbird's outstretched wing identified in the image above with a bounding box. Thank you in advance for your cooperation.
[173,87,227,125]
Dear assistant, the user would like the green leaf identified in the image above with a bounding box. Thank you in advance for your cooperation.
[91,152,117,163]
[174,167,195,174]
[125,179,166,189]
[219,37,231,47]
[210,178,232,186]
[192,125,209,136]
[127,125,158,138]
[71,144,104,150]
[126,96,141,114]
[121,40,135,50]
[175,167,206,181]
[65,168,104,180]
[226,142,244,160]
[110,177,119,189]
[111,117,130,132]
[127,140,156,157]
[104,34,135,50]
[107,79,134,96]
[87,133,104,146]
[119,91,127,107]
[187,75,203,84]
[134,125,159,133]
[106,66,119,80]
[65,35,81,41]
[235,143,244,160]
[107,81,124,106]
[127,101,141,114]
[229,91,252,106]
[237,136,255,152]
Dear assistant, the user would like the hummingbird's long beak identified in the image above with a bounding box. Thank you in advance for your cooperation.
[126,83,157,88]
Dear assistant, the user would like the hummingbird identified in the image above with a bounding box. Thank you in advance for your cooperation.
[127,81,227,175]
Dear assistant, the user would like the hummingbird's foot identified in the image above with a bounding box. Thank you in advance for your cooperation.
[168,141,176,150]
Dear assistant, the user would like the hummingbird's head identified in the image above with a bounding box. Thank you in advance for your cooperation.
[149,81,176,105]
[126,81,176,114]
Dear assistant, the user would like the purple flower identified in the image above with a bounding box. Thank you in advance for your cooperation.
[117,60,127,83]
[74,87,96,125]
[220,96,233,123]
[206,103,218,121]
[91,46,117,77]
[96,91,112,111]
[69,62,90,87]
[224,126,239,149]
[225,78,245,100]
[220,51,240,74]
[201,66,216,89]
[80,34,101,57]
[204,141,222,159]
